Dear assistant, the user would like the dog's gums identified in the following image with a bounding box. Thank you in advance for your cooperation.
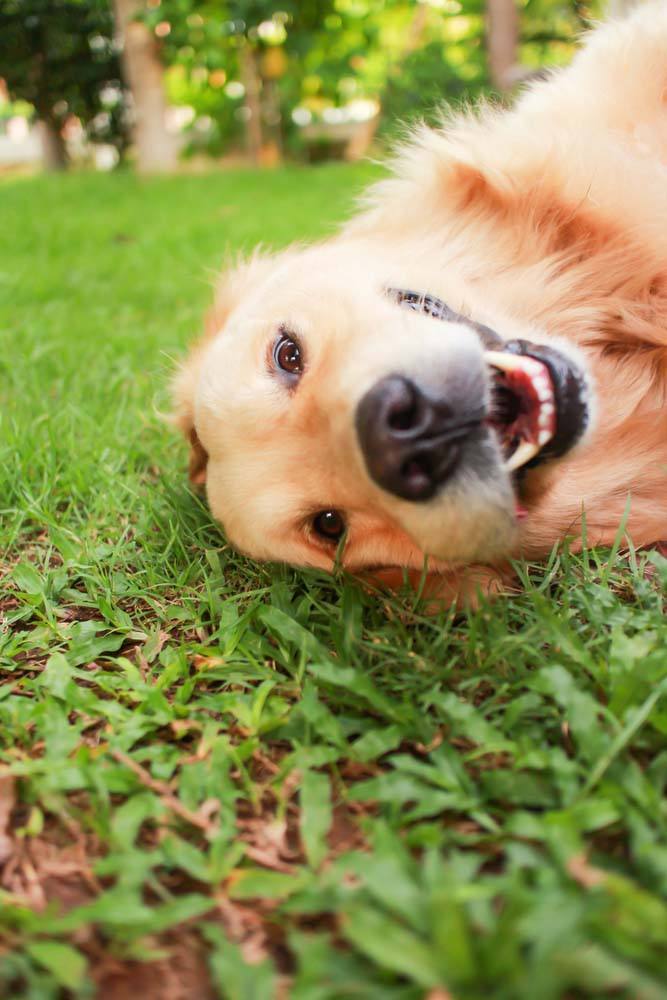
[175,4,667,595]
[485,342,591,472]
[486,351,556,470]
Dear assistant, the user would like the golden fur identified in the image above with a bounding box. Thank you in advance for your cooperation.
[174,4,667,602]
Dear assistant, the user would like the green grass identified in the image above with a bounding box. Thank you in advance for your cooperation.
[2,165,667,1000]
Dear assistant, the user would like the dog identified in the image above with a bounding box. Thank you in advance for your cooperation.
[174,3,667,604]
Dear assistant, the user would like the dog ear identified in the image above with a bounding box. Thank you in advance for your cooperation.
[171,251,282,486]
[447,160,510,217]
[171,341,209,486]
[401,120,608,251]
[187,427,208,485]
[445,147,619,269]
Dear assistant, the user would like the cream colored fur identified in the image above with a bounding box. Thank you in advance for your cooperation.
[174,3,667,603]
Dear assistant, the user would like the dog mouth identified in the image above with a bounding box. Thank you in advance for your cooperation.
[386,287,593,478]
[484,339,591,474]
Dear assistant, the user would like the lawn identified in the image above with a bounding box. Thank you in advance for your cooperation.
[2,165,667,1000]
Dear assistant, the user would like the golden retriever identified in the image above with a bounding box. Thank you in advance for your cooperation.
[174,3,667,603]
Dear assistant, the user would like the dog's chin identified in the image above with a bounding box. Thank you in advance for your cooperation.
[400,502,518,565]
[390,441,520,564]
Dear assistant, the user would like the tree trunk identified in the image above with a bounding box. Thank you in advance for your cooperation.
[38,115,67,172]
[239,43,264,165]
[112,0,177,173]
[404,2,429,56]
[486,0,519,91]
[261,79,283,166]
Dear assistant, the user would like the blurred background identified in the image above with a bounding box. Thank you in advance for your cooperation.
[0,0,641,174]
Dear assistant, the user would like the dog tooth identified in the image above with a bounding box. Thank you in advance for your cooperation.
[484,350,521,373]
[505,439,540,472]
[486,350,552,386]
[538,428,552,446]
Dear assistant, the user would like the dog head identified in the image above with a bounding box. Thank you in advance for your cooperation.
[173,236,593,572]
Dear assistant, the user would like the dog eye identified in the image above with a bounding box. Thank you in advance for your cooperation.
[312,509,346,543]
[273,332,303,376]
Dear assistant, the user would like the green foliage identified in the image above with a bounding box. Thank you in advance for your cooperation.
[151,0,606,157]
[0,0,609,163]
[0,0,128,154]
[2,165,667,997]
[380,36,486,136]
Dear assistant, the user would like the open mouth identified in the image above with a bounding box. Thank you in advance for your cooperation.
[485,340,591,474]
[386,288,593,479]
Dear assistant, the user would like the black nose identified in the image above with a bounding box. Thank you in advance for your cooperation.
[355,375,482,501]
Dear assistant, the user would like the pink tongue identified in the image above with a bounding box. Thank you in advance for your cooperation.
[515,502,528,521]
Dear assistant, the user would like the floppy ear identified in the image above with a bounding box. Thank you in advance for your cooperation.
[171,340,209,486]
[443,145,609,254]
[171,251,282,486]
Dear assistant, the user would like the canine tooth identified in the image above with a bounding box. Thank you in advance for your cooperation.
[484,350,521,373]
[538,428,552,446]
[505,439,540,472]
[486,350,552,385]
